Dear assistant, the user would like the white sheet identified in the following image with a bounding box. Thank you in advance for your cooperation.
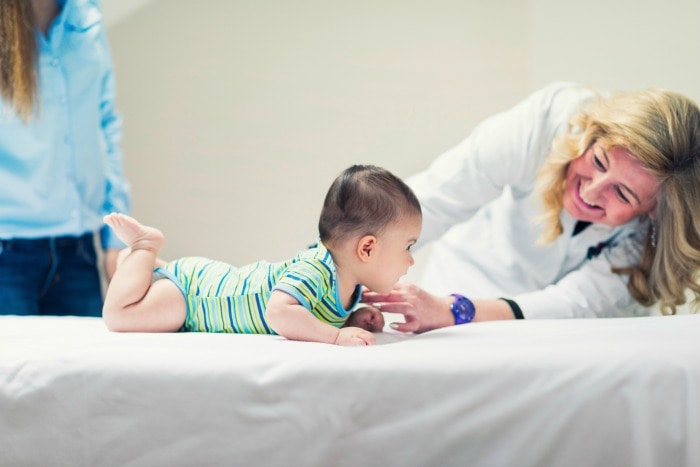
[2,315,700,466]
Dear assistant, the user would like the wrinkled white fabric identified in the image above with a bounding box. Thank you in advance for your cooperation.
[2,315,699,467]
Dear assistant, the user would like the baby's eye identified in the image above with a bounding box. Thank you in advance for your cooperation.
[406,243,414,252]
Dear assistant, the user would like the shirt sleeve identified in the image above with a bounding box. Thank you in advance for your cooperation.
[407,82,588,249]
[514,229,651,319]
[96,0,131,250]
[271,259,331,311]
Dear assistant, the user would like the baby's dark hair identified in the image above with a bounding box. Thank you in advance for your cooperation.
[318,164,422,246]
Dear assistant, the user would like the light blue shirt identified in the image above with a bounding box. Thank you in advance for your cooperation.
[0,0,130,250]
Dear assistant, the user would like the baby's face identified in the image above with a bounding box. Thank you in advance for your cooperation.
[344,307,385,332]
[362,214,422,294]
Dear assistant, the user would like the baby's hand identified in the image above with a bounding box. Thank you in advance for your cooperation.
[334,327,376,346]
[344,307,385,332]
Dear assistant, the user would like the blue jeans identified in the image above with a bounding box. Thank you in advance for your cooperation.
[0,234,103,316]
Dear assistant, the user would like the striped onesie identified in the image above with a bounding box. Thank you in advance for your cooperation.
[153,242,361,333]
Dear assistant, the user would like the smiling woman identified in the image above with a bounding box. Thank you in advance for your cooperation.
[562,144,660,226]
[361,82,700,329]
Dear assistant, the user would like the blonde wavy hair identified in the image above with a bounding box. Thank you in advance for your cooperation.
[0,0,38,122]
[536,87,700,314]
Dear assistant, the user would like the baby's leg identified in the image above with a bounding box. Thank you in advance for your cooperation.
[116,247,167,269]
[102,213,185,332]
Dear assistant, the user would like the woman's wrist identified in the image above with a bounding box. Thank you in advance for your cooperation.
[442,295,518,324]
[472,299,517,321]
[448,294,476,324]
[440,295,458,327]
[499,298,524,319]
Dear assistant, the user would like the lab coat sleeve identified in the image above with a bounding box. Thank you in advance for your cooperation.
[513,230,650,319]
[407,82,584,248]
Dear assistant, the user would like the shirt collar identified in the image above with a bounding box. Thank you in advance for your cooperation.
[40,0,102,50]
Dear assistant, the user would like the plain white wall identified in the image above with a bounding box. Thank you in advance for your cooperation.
[529,0,700,98]
[104,0,700,286]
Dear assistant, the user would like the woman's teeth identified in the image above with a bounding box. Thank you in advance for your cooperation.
[578,182,597,208]
[582,196,597,207]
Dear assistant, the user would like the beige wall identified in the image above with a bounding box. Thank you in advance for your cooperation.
[105,0,700,286]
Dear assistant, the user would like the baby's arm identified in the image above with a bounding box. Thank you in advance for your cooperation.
[265,291,376,346]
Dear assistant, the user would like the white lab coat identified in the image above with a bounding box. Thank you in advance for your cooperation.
[408,82,652,319]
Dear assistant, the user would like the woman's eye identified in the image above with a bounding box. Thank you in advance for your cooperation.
[616,187,631,204]
[593,155,606,170]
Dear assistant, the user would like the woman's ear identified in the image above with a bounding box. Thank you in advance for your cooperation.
[357,235,377,263]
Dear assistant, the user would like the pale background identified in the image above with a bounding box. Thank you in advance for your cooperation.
[103,0,700,287]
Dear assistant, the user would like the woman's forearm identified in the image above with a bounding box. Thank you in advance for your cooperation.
[472,299,517,322]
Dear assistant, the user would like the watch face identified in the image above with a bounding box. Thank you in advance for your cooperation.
[452,295,475,324]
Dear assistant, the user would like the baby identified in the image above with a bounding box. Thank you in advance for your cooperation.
[102,164,422,346]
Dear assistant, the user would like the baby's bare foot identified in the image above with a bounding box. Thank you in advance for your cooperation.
[104,213,164,253]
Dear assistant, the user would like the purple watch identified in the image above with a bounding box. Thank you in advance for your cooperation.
[450,294,475,325]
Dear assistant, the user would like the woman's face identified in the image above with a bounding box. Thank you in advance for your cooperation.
[562,143,660,226]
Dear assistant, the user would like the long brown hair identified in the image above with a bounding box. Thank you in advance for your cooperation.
[0,0,38,121]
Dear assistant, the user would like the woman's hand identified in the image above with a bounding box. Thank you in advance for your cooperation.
[361,282,454,333]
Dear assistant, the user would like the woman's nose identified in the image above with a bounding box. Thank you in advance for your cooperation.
[582,174,606,202]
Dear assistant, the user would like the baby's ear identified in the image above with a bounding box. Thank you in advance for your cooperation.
[357,235,377,262]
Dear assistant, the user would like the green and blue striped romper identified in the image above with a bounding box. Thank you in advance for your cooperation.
[153,242,361,333]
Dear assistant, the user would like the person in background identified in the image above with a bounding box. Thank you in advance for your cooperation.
[101,165,421,346]
[0,0,130,315]
[362,82,700,331]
